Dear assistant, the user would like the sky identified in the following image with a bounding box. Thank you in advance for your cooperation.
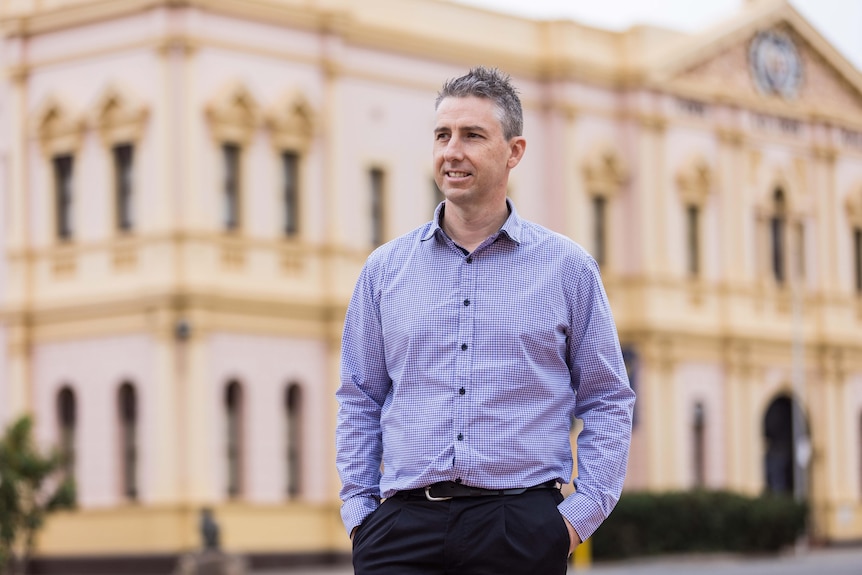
[447,0,862,72]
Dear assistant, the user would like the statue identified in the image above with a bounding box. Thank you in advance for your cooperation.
[200,507,220,550]
[174,508,247,575]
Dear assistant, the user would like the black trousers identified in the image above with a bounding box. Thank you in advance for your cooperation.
[352,488,570,575]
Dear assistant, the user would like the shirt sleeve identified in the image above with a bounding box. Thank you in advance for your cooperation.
[557,257,635,541]
[335,259,392,535]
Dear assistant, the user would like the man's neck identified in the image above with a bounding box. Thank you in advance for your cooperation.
[440,200,509,253]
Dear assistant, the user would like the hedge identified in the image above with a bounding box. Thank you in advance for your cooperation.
[591,490,807,559]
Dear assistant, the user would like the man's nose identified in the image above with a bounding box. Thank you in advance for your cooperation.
[443,136,464,160]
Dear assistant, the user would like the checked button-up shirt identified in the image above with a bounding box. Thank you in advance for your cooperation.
[336,200,635,541]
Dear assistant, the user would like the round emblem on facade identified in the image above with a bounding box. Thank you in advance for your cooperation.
[749,30,803,99]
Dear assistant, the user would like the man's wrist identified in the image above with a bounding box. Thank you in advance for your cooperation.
[562,516,581,555]
[341,494,380,537]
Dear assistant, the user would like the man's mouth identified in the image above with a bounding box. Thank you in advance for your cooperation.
[446,171,471,178]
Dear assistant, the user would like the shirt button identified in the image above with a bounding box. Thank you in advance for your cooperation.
[463,299,470,306]
[466,256,473,264]
[455,478,462,484]
[457,433,463,441]
[461,343,468,351]
[459,387,465,395]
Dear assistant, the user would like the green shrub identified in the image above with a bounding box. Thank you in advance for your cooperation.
[591,490,807,560]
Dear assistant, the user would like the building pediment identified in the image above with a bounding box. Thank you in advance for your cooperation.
[645,1,862,121]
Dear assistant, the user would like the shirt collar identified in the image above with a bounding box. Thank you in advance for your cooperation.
[421,198,523,245]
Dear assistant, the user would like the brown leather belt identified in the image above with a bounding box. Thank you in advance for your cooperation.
[397,480,558,501]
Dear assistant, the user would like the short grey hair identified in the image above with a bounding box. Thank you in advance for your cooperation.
[435,66,523,140]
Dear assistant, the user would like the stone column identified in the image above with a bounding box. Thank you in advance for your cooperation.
[640,336,676,489]
[634,111,667,279]
[5,50,32,418]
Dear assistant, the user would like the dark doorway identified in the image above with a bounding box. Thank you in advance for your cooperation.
[763,395,806,495]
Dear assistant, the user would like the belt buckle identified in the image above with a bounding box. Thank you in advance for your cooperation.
[424,486,453,501]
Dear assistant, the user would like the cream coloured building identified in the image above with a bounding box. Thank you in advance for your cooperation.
[1,0,862,569]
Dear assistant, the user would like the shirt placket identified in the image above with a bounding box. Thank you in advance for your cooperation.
[452,251,476,483]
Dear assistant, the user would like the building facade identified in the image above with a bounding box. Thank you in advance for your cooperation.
[1,0,861,567]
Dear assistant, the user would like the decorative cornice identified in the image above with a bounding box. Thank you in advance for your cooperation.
[205,81,260,144]
[265,91,316,152]
[676,155,712,206]
[92,84,150,145]
[582,145,628,198]
[31,94,86,155]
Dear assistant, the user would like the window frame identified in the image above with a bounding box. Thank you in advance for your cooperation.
[53,154,74,241]
[113,143,135,233]
[222,143,242,232]
[117,382,138,501]
[369,166,386,247]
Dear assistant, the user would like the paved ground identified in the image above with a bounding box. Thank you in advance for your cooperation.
[584,546,862,575]
[257,546,862,575]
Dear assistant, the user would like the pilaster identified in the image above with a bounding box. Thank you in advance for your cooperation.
[640,336,676,489]
[634,112,667,279]
[813,147,838,293]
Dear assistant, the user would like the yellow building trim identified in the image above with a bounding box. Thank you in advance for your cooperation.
[35,502,347,555]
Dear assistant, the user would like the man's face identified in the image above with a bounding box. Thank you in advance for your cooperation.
[433,96,525,208]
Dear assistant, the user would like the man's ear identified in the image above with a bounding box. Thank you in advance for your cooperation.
[507,136,526,168]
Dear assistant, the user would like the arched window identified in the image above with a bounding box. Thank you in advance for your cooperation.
[582,147,627,271]
[118,382,138,501]
[53,155,74,240]
[686,205,701,277]
[222,143,241,231]
[763,395,805,496]
[285,383,303,498]
[281,151,300,237]
[56,386,77,477]
[692,402,706,488]
[225,381,244,498]
[592,195,607,267]
[771,189,787,284]
[369,167,386,247]
[113,144,135,232]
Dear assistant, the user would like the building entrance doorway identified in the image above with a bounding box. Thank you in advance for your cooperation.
[763,394,807,496]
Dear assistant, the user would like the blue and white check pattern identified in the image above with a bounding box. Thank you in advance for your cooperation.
[336,200,635,541]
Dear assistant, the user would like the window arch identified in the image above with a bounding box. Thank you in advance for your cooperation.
[91,85,148,235]
[206,82,259,234]
[771,188,787,284]
[225,380,244,498]
[266,91,314,240]
[676,156,711,279]
[285,383,303,498]
[686,205,701,277]
[369,166,387,247]
[118,382,138,501]
[56,386,77,478]
[582,146,627,269]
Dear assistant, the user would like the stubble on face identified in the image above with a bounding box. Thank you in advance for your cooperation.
[433,96,521,211]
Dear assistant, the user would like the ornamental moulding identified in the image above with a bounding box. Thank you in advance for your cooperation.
[676,155,712,206]
[582,145,628,198]
[205,81,261,144]
[32,95,85,156]
[92,84,149,145]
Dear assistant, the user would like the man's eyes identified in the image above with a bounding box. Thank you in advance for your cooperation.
[434,132,484,140]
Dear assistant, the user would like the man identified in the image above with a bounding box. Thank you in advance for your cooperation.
[336,66,635,574]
